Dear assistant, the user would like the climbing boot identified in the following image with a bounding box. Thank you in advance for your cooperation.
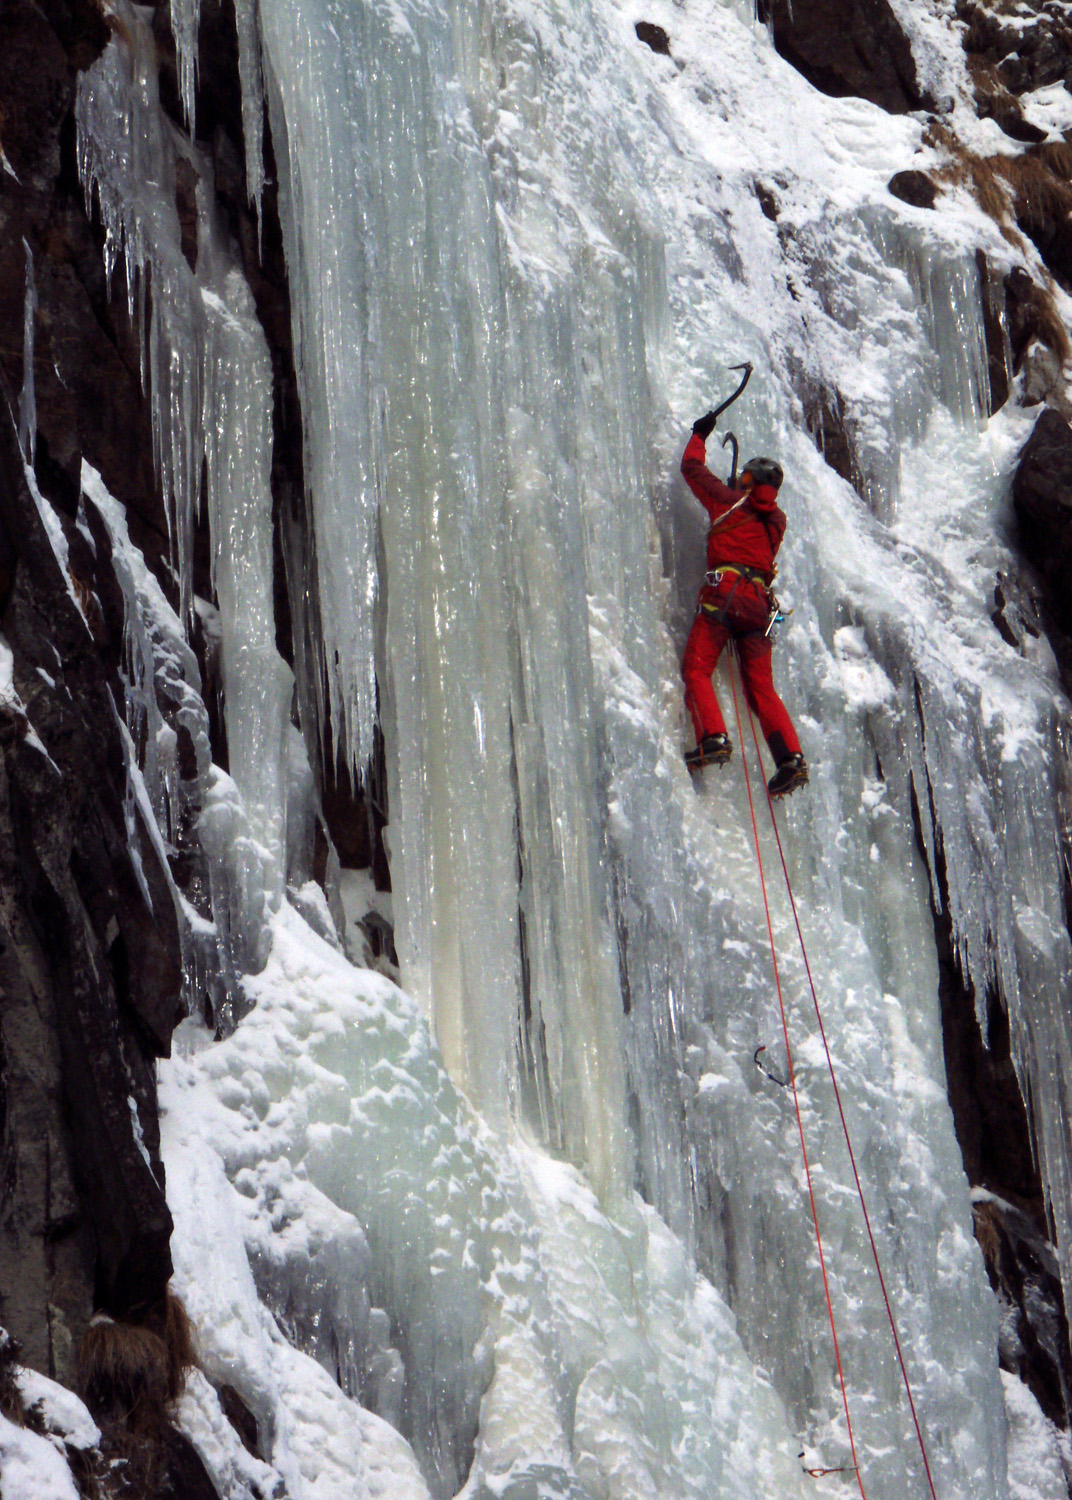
[767,753,808,798]
[685,733,732,772]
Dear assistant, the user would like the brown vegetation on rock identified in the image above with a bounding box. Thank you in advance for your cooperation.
[78,1290,198,1428]
[78,1316,172,1431]
[75,1293,219,1500]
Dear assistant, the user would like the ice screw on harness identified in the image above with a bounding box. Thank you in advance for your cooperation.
[764,598,790,639]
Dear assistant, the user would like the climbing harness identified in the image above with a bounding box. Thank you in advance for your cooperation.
[705,564,768,590]
[699,567,776,637]
[726,645,942,1500]
[699,573,742,627]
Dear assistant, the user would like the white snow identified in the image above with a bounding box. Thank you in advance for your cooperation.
[0,637,16,706]
[0,1412,82,1500]
[160,901,824,1500]
[13,1368,100,1452]
[1002,1371,1072,1500]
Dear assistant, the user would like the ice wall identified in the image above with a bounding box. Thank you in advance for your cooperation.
[72,0,1072,1497]
[76,5,294,996]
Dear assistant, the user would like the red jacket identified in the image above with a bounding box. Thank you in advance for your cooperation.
[681,433,786,583]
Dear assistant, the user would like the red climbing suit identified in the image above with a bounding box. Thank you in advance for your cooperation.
[680,432,801,761]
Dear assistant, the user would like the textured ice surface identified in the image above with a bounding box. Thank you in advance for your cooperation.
[71,0,1072,1495]
[83,463,274,1022]
[161,903,821,1500]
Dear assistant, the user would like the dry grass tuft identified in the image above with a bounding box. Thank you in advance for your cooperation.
[77,1291,200,1433]
[992,150,1072,224]
[925,123,1072,365]
[163,1290,198,1402]
[78,1315,170,1431]
[1034,139,1072,182]
[972,1198,1003,1274]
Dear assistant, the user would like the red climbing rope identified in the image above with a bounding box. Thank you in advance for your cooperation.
[733,650,941,1500]
[725,654,869,1500]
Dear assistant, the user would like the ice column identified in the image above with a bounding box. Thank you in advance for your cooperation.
[76,3,292,927]
[255,0,378,775]
[250,0,632,1179]
[17,239,37,465]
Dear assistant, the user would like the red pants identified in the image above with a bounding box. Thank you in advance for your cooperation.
[682,579,801,761]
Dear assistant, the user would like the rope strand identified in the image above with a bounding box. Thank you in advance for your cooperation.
[726,649,868,1500]
[738,663,940,1500]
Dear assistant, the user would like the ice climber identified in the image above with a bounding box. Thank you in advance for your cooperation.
[680,411,808,798]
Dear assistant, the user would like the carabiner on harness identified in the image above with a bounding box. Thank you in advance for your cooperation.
[764,592,792,640]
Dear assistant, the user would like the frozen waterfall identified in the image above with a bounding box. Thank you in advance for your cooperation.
[68,0,1072,1497]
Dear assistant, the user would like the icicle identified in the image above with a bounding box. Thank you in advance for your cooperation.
[76,5,292,955]
[168,0,200,137]
[83,461,274,1027]
[233,0,265,227]
[257,0,380,777]
[17,238,37,465]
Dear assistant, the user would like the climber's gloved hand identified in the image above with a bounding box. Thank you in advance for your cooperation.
[692,411,718,440]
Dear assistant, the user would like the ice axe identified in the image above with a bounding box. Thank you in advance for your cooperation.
[710,361,753,423]
[714,362,751,484]
[692,361,753,455]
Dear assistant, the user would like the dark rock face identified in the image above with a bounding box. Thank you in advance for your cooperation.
[976,252,1010,416]
[808,391,860,493]
[757,0,932,112]
[0,399,181,1373]
[888,170,938,210]
[914,782,1072,1430]
[1013,408,1072,650]
[958,0,1072,94]
[0,0,170,578]
[634,21,671,57]
[0,0,184,1389]
[975,1195,1072,1426]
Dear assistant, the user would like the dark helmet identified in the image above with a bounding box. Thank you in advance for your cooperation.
[742,456,783,489]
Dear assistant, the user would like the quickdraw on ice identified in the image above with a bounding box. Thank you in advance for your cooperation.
[753,1044,788,1088]
[799,1452,860,1480]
